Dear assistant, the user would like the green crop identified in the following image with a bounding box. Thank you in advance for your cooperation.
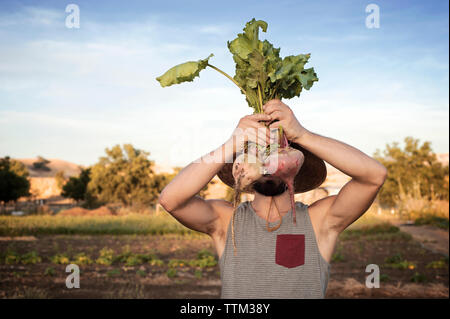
[156,18,318,114]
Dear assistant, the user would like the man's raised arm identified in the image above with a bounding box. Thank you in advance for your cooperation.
[158,114,271,235]
[263,99,386,232]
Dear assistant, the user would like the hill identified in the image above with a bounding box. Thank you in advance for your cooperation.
[16,158,83,178]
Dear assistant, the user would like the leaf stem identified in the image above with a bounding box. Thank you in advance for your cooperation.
[207,63,247,95]
[257,83,263,113]
[269,82,280,100]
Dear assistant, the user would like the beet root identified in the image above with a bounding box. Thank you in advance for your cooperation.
[263,147,304,224]
[231,142,305,226]
[232,153,263,192]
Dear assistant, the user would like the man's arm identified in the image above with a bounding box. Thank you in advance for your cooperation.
[263,100,387,232]
[294,131,387,234]
[159,142,233,235]
[158,114,271,236]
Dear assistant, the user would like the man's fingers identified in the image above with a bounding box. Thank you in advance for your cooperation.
[245,132,266,148]
[263,103,279,115]
[247,120,269,132]
[268,110,284,121]
[263,99,283,113]
[269,120,285,130]
[247,113,271,122]
[245,127,270,146]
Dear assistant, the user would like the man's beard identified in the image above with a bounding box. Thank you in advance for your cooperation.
[252,177,287,197]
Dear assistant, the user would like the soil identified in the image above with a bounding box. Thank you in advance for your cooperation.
[395,223,449,256]
[0,233,448,299]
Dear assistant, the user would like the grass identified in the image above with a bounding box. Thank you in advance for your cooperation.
[106,269,121,277]
[2,249,42,265]
[410,272,427,283]
[2,245,172,269]
[44,267,55,276]
[414,215,449,229]
[340,222,412,241]
[383,253,416,270]
[0,212,203,236]
[426,258,448,269]
[167,250,217,269]
[166,268,177,278]
[2,202,447,237]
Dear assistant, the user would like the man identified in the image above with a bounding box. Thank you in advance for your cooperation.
[159,99,387,298]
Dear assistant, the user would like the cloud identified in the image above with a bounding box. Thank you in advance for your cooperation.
[0,6,63,27]
[0,4,448,167]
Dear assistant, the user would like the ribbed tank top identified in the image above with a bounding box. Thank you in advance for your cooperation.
[219,201,330,299]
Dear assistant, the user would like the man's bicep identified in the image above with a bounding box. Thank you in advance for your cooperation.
[326,179,382,233]
[166,196,229,235]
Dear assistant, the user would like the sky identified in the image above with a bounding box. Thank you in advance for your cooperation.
[0,0,448,167]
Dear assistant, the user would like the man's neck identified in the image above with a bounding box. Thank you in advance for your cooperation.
[251,191,292,222]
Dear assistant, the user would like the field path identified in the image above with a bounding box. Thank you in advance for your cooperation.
[395,223,449,256]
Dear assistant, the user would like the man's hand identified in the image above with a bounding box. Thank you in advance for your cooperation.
[226,113,272,154]
[263,99,309,142]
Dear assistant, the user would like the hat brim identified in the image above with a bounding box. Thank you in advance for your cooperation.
[217,142,327,194]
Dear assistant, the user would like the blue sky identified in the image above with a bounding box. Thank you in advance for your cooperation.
[0,0,448,167]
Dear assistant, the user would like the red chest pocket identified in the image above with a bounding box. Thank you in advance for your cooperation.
[275,234,305,268]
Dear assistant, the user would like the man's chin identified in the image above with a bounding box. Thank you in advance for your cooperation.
[252,177,287,197]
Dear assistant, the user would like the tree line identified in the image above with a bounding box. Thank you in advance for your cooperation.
[1,137,448,209]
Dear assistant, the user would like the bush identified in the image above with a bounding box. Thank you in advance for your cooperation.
[414,216,449,229]
[96,248,114,266]
[384,254,416,270]
[410,272,427,283]
[21,251,42,264]
[107,269,121,277]
[190,255,217,268]
[149,259,164,267]
[426,259,448,269]
[72,252,93,265]
[44,267,55,276]
[166,268,177,278]
[168,259,189,268]
[4,250,20,264]
[51,253,70,265]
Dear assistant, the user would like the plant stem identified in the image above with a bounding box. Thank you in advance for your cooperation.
[269,82,280,100]
[278,125,287,148]
[207,63,247,95]
[257,83,263,113]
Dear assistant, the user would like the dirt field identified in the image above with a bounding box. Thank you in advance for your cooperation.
[0,230,448,299]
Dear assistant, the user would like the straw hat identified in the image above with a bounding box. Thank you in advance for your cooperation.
[217,142,327,193]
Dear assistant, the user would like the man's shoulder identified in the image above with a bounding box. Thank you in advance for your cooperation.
[206,198,234,215]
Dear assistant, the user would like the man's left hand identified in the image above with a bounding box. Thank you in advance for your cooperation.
[263,99,309,143]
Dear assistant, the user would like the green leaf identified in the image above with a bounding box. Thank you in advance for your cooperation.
[156,54,214,87]
[227,19,267,60]
[156,18,319,114]
[299,67,319,90]
[269,54,318,99]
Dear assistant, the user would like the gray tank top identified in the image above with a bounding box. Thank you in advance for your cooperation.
[219,201,330,299]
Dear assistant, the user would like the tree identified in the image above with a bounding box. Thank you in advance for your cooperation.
[154,167,214,199]
[373,137,449,207]
[62,168,91,202]
[55,170,66,190]
[0,157,30,205]
[88,144,160,206]
[32,156,51,171]
[199,179,216,198]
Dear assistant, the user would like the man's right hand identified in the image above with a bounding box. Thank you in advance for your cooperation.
[159,113,271,259]
[226,113,272,155]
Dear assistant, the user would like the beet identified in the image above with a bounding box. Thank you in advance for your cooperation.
[230,135,304,255]
[232,136,304,225]
[232,153,263,192]
[264,147,304,224]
